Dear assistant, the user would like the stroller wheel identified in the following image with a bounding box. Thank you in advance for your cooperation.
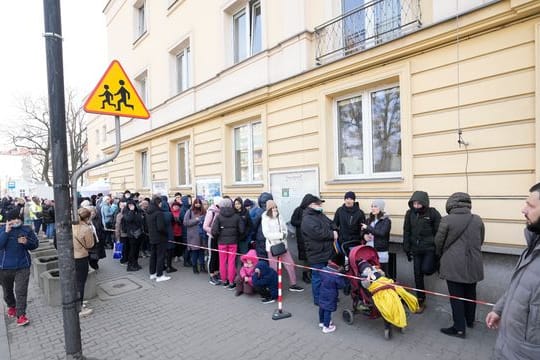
[342,309,354,325]
[384,327,392,340]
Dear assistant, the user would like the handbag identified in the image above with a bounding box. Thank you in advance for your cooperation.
[270,242,287,257]
[88,248,100,261]
[113,241,123,259]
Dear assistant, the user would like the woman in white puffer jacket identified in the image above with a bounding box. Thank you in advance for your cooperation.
[262,200,304,292]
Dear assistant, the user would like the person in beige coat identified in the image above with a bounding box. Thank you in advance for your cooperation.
[73,207,95,317]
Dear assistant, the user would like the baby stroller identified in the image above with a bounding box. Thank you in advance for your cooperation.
[342,244,418,340]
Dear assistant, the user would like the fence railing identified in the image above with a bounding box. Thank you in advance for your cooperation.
[315,0,422,64]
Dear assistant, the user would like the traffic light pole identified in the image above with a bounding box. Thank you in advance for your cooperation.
[43,1,83,358]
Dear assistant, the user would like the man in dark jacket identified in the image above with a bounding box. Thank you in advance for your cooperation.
[0,209,39,326]
[291,194,313,283]
[249,192,273,258]
[403,190,441,311]
[42,199,56,239]
[435,192,484,338]
[301,194,338,306]
[486,183,540,359]
[146,196,170,282]
[333,191,365,254]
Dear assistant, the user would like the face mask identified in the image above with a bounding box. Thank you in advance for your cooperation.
[125,194,131,199]
[315,207,324,213]
[11,222,21,228]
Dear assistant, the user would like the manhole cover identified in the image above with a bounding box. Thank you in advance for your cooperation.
[98,277,142,296]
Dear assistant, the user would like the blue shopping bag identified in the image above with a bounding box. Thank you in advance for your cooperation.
[113,241,123,259]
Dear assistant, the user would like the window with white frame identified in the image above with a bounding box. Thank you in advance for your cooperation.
[234,121,262,183]
[233,0,262,64]
[176,141,190,186]
[176,46,191,93]
[134,0,147,39]
[135,71,148,106]
[140,150,149,188]
[336,85,401,178]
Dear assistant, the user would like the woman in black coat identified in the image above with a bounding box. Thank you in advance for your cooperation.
[146,196,170,281]
[361,199,392,276]
[122,200,144,272]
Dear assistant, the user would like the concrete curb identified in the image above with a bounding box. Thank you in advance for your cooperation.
[0,302,11,360]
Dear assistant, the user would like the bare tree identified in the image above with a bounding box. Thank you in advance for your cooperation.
[9,89,88,185]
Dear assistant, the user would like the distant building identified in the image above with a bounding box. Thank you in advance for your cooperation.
[0,148,52,199]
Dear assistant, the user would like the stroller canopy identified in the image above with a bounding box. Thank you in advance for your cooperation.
[349,245,380,276]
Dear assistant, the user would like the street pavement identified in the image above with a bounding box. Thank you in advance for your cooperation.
[1,249,498,360]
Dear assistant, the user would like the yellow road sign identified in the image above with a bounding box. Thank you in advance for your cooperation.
[84,60,150,119]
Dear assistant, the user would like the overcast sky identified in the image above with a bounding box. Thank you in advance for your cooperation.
[0,1,107,147]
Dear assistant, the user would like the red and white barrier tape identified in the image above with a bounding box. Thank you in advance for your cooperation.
[166,239,495,307]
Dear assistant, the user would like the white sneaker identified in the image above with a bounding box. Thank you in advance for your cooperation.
[322,325,336,333]
[318,321,333,328]
[149,274,157,280]
[156,275,171,282]
[79,307,93,317]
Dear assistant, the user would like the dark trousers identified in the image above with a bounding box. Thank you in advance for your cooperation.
[149,243,167,277]
[0,267,30,317]
[33,219,43,234]
[310,262,327,306]
[319,308,332,327]
[75,257,89,306]
[208,236,219,274]
[413,251,436,301]
[128,236,141,268]
[446,280,477,332]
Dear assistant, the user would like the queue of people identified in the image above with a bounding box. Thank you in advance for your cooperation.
[1,183,538,359]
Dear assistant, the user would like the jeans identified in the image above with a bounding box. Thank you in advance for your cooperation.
[120,236,129,264]
[310,262,327,306]
[75,257,89,306]
[0,267,30,317]
[218,244,237,283]
[319,308,332,327]
[447,280,477,332]
[46,223,56,239]
[149,243,167,277]
[190,249,205,266]
[413,251,436,301]
[33,219,43,234]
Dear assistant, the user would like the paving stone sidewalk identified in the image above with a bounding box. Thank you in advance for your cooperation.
[1,251,497,360]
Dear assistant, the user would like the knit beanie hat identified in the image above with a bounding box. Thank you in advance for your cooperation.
[372,199,385,211]
[219,198,232,208]
[344,191,356,201]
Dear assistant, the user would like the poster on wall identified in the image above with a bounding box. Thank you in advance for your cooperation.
[152,181,169,196]
[270,169,319,224]
[195,178,222,203]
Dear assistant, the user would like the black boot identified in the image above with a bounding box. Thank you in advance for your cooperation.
[200,263,207,273]
[193,265,199,274]
[302,271,312,284]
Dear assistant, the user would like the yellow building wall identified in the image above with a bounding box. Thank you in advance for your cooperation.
[91,4,540,249]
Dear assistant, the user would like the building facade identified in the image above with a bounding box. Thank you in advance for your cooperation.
[88,0,540,256]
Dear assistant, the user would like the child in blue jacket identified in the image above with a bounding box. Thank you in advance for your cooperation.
[251,260,278,304]
[318,252,346,333]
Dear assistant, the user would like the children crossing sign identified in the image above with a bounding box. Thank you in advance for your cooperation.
[84,60,150,119]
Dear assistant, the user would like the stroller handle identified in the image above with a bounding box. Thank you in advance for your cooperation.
[340,240,363,255]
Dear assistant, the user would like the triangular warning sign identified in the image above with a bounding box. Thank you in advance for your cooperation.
[84,60,150,119]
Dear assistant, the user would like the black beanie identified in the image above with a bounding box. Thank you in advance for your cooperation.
[344,191,356,201]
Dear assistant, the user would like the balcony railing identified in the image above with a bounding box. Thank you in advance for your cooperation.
[315,0,422,64]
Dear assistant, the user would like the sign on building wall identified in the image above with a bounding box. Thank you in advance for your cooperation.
[195,178,222,203]
[152,181,169,196]
[270,169,319,223]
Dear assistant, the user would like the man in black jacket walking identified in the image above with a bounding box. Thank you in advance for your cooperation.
[301,194,337,306]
